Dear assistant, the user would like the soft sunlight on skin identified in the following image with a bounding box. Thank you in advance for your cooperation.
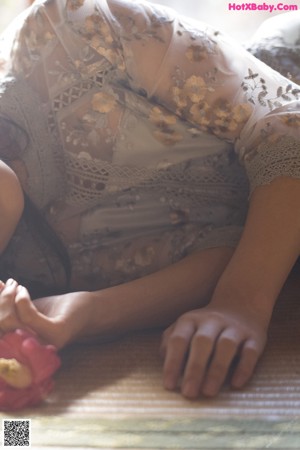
[0,161,24,253]
[0,1,299,402]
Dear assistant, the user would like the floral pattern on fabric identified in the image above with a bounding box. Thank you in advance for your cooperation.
[0,1,299,290]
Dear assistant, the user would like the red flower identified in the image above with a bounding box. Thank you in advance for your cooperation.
[0,329,61,411]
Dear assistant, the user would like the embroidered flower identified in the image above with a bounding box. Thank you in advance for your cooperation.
[92,92,116,113]
[67,0,85,11]
[213,100,252,134]
[190,102,210,128]
[186,44,208,62]
[153,130,182,146]
[90,36,118,64]
[149,107,181,145]
[85,15,100,34]
[231,103,252,122]
[172,86,188,110]
[184,75,207,103]
[149,107,177,126]
[85,15,113,44]
[0,330,61,411]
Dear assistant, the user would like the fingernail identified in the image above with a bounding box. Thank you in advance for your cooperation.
[164,376,176,391]
[182,382,198,398]
[202,381,218,397]
[232,375,245,389]
[6,278,15,286]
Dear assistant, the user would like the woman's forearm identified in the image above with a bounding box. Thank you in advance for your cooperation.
[212,177,300,324]
[88,247,233,335]
[158,177,300,399]
[89,175,300,338]
[13,245,233,349]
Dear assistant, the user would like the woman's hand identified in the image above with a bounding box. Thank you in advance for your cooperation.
[14,287,97,349]
[160,303,268,398]
[0,279,25,334]
[161,177,300,399]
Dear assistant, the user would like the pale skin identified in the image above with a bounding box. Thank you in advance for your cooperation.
[0,160,300,398]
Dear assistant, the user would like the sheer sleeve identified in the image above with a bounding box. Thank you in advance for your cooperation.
[109,0,300,195]
[3,0,300,196]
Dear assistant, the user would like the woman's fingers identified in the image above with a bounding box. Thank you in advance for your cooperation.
[162,318,196,391]
[0,279,22,332]
[231,338,265,389]
[201,328,244,397]
[181,320,224,398]
[1,278,18,296]
[15,286,62,347]
[0,280,5,292]
[161,306,267,399]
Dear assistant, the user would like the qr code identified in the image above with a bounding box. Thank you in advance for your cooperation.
[2,420,31,447]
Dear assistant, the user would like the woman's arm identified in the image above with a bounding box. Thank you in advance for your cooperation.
[213,176,300,318]
[0,161,24,253]
[161,176,300,398]
[12,177,300,398]
[14,246,233,349]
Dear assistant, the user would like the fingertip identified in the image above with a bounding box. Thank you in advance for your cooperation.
[182,381,199,399]
[162,361,179,391]
[15,290,35,323]
[231,373,249,389]
[15,285,30,301]
[163,374,177,391]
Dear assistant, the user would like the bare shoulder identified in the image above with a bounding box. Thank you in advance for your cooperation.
[0,160,23,203]
[0,160,24,253]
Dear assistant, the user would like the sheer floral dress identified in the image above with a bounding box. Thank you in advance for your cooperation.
[0,0,299,292]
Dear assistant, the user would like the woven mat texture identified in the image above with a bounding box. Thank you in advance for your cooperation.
[1,275,300,448]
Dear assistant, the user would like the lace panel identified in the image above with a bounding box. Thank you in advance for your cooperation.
[64,149,249,210]
[245,136,300,194]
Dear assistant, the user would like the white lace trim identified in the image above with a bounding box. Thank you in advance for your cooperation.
[64,149,249,209]
[245,136,300,194]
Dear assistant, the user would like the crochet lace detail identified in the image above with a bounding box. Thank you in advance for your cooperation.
[64,148,249,211]
[245,136,300,194]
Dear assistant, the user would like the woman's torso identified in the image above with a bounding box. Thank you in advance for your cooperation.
[2,0,250,291]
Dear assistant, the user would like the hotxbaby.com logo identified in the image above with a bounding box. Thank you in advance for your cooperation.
[228,3,298,12]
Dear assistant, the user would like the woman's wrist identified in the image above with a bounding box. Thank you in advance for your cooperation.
[208,178,300,330]
[84,290,123,339]
[210,279,275,329]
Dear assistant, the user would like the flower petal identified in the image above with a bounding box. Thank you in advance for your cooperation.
[21,337,61,384]
[0,330,60,410]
